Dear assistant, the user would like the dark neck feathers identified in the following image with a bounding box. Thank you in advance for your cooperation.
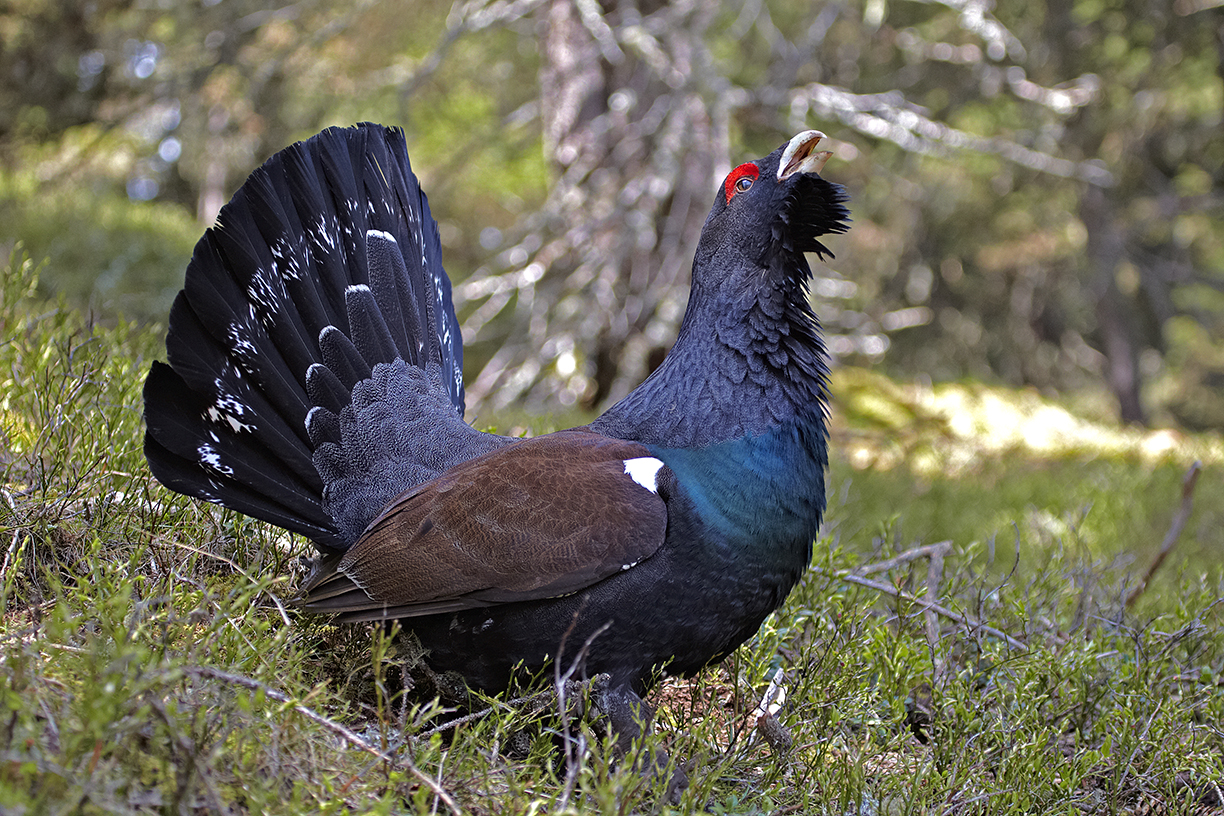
[591,250,828,449]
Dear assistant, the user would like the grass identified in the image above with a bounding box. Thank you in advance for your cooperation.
[2,249,1222,815]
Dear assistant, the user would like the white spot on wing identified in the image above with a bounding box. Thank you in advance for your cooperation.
[367,229,397,244]
[623,457,664,493]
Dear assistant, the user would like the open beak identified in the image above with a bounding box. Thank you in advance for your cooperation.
[778,130,833,180]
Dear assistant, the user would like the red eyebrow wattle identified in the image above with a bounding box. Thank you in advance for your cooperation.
[724,163,760,203]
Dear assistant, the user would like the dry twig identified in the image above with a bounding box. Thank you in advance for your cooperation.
[923,544,948,683]
[184,666,463,815]
[836,571,1026,650]
[414,687,554,740]
[1125,461,1203,609]
[812,544,1028,651]
[854,540,952,577]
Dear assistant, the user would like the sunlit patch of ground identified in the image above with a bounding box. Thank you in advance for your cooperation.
[831,367,1223,476]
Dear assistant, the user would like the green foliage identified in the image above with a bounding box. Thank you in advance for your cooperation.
[2,257,1222,814]
[0,0,548,326]
[0,128,200,318]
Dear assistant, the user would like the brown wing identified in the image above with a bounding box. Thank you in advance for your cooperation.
[300,429,668,620]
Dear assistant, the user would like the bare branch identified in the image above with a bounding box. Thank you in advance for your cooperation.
[184,666,463,815]
[813,557,1028,651]
[912,0,1027,61]
[852,540,952,576]
[924,544,947,682]
[1125,461,1203,609]
[792,83,1115,186]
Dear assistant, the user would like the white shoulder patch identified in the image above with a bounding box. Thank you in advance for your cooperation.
[623,457,664,494]
[367,229,397,244]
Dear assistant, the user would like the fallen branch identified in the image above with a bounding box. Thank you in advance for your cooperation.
[414,687,554,740]
[812,556,1028,651]
[1125,461,1203,610]
[854,540,953,577]
[185,666,463,815]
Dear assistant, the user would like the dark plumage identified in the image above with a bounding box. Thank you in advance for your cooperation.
[143,123,849,779]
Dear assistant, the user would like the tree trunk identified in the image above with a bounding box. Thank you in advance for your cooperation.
[1081,186,1145,424]
[465,0,722,410]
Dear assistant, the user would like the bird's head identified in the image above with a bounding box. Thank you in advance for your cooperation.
[694,130,850,280]
[593,132,848,442]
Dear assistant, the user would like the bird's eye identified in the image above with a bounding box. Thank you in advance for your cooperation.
[724,162,761,203]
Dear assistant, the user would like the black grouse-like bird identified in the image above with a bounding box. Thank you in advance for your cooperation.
[143,122,848,761]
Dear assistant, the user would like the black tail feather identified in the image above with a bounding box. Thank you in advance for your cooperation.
[345,284,400,371]
[163,290,315,469]
[319,324,372,389]
[144,124,471,553]
[305,363,351,418]
[143,362,339,545]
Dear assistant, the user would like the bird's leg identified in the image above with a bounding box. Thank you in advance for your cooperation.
[587,676,690,803]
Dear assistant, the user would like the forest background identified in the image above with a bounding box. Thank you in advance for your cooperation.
[2,0,1221,429]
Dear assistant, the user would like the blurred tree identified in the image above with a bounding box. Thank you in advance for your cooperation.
[455,0,1223,424]
[461,0,725,409]
[0,0,540,314]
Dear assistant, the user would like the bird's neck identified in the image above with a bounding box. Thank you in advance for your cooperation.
[592,256,828,450]
[591,253,830,565]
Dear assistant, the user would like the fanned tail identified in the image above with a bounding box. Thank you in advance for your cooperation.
[144,123,499,553]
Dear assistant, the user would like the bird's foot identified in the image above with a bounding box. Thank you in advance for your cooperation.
[584,675,690,804]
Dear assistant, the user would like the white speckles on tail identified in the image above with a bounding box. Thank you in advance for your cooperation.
[226,322,259,374]
[269,236,304,280]
[206,407,254,434]
[205,383,255,433]
[623,457,664,493]
[310,214,340,253]
[197,442,234,476]
[246,268,291,325]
